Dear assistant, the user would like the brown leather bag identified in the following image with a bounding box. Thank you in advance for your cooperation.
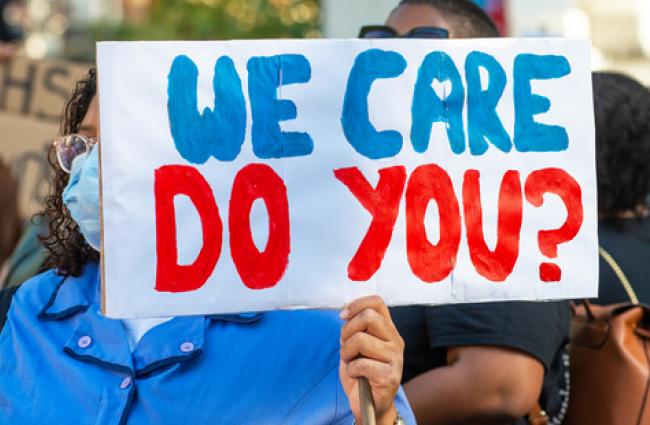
[564,247,650,425]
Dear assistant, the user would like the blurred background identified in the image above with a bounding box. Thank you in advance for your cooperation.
[0,0,645,78]
[0,0,649,282]
[2,0,648,77]
[323,0,650,83]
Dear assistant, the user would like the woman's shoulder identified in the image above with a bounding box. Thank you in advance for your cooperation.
[9,269,65,306]
[257,310,344,377]
[254,309,343,354]
[0,269,64,331]
[264,309,343,335]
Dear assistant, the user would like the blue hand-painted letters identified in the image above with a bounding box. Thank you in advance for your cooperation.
[167,55,246,163]
[166,49,572,162]
[466,51,512,155]
[411,51,466,155]
[248,54,314,159]
[341,49,407,159]
[513,54,571,152]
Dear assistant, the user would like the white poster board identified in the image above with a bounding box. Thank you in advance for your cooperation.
[97,38,597,318]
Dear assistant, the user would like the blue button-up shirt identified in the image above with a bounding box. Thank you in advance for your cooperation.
[0,264,415,424]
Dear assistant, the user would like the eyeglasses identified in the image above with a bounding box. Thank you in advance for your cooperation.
[359,25,449,39]
[52,134,98,173]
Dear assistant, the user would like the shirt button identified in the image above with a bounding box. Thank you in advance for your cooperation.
[120,376,132,389]
[77,335,92,348]
[180,342,194,353]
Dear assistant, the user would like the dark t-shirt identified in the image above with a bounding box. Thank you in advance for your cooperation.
[597,218,650,304]
[391,301,570,424]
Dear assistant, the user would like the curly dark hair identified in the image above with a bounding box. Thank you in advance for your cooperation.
[39,68,98,276]
[593,72,650,217]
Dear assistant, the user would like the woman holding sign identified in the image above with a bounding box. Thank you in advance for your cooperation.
[0,69,414,425]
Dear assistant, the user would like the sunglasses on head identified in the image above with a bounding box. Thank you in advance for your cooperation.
[358,25,449,39]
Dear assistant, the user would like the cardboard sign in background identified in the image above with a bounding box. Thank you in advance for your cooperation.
[0,56,90,216]
[0,55,90,122]
[98,38,596,318]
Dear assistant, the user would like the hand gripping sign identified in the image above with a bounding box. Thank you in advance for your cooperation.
[97,38,596,318]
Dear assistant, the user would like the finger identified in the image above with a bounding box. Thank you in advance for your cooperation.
[340,295,390,321]
[340,332,395,364]
[345,357,401,391]
[340,307,394,342]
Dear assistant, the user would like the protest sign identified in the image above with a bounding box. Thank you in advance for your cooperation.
[0,55,89,122]
[0,112,55,216]
[97,38,597,318]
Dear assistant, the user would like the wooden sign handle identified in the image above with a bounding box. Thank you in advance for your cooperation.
[358,377,376,425]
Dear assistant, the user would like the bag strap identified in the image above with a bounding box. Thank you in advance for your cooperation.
[529,247,634,424]
[599,246,639,304]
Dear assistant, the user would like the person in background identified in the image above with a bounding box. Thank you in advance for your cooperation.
[0,157,21,283]
[592,72,650,304]
[0,216,48,289]
[0,69,415,424]
[0,0,22,60]
[383,0,499,38]
[361,1,571,424]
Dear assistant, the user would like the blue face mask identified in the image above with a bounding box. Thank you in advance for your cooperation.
[62,146,100,251]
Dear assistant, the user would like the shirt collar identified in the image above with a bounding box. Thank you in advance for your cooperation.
[38,263,100,320]
[38,262,264,324]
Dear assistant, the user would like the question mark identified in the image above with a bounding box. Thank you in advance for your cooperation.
[524,168,584,282]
